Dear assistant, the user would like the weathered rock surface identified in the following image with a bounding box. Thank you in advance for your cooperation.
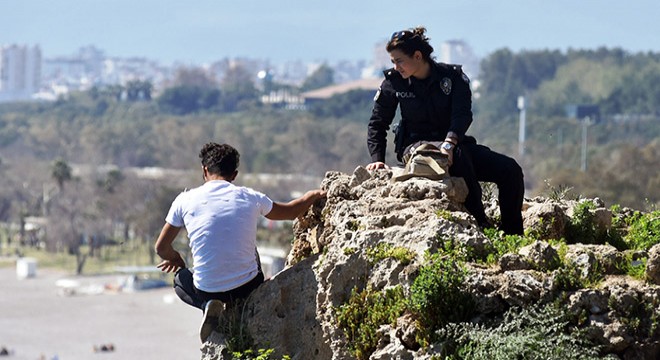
[202,167,660,360]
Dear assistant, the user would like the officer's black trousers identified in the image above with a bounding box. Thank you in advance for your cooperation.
[449,140,524,235]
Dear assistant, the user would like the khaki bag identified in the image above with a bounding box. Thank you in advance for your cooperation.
[392,143,449,182]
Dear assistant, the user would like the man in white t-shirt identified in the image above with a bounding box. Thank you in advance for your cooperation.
[154,142,325,342]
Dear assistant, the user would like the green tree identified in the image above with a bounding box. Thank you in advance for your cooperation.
[220,64,259,112]
[157,66,221,114]
[125,80,153,101]
[477,49,565,119]
[51,158,72,190]
[157,86,220,114]
[307,89,373,119]
[301,64,334,91]
[173,67,218,89]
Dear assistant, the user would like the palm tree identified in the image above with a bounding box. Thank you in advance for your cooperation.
[51,158,72,191]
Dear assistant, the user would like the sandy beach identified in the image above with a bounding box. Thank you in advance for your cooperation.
[0,266,202,360]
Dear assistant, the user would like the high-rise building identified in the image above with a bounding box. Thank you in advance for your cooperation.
[0,44,42,102]
[439,40,480,79]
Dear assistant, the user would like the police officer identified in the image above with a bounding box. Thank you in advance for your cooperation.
[366,26,524,235]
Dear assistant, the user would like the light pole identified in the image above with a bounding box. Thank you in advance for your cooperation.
[517,96,526,157]
[580,116,591,172]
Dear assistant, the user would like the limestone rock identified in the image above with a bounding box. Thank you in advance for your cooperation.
[522,201,568,240]
[519,240,561,271]
[201,170,660,360]
[646,244,660,285]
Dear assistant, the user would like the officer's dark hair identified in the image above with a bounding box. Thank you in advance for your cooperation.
[199,142,240,177]
[386,26,434,63]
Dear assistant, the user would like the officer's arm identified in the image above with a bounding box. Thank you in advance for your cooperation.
[447,68,473,143]
[368,78,398,163]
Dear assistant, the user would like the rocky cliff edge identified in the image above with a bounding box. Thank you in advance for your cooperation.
[201,167,660,360]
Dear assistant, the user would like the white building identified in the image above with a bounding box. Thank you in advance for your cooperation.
[439,40,480,79]
[0,44,42,102]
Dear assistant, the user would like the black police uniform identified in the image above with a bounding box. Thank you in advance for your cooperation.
[367,61,524,235]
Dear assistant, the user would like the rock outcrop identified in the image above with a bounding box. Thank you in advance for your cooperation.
[202,168,660,360]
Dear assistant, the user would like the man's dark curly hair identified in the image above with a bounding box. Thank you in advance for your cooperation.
[199,142,240,177]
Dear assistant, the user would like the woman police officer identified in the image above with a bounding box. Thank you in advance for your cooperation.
[366,26,524,235]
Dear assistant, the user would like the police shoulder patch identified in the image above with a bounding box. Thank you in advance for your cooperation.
[373,88,381,101]
[440,77,452,95]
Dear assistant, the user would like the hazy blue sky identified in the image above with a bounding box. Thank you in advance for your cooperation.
[1,0,658,64]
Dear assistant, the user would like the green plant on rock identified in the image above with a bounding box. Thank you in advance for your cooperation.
[566,201,624,249]
[343,247,357,256]
[436,303,608,360]
[482,228,535,265]
[566,201,600,244]
[551,240,569,260]
[543,179,578,202]
[617,253,647,280]
[231,348,291,360]
[435,208,455,222]
[346,219,361,231]
[366,242,416,265]
[553,257,605,291]
[604,204,629,250]
[218,301,254,353]
[435,236,469,262]
[524,215,558,241]
[409,252,474,344]
[335,286,407,360]
[623,210,660,251]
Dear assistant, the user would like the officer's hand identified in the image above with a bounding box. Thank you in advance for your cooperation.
[366,162,390,171]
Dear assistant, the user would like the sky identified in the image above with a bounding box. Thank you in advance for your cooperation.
[1,0,659,65]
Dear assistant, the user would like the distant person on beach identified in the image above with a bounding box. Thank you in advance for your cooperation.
[154,142,326,342]
[365,26,525,235]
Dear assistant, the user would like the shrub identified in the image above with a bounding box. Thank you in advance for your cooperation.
[437,303,608,360]
[624,210,660,250]
[566,201,600,244]
[617,253,647,280]
[566,201,624,249]
[543,179,578,202]
[482,228,535,264]
[435,236,470,262]
[220,300,254,353]
[335,286,406,360]
[409,252,474,343]
[553,258,605,291]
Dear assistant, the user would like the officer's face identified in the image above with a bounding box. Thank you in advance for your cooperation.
[389,49,423,79]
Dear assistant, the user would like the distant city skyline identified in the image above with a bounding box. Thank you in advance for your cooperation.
[2,0,660,65]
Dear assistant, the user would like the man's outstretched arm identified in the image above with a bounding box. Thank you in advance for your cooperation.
[265,190,326,221]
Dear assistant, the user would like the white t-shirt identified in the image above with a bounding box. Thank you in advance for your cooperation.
[165,180,273,293]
